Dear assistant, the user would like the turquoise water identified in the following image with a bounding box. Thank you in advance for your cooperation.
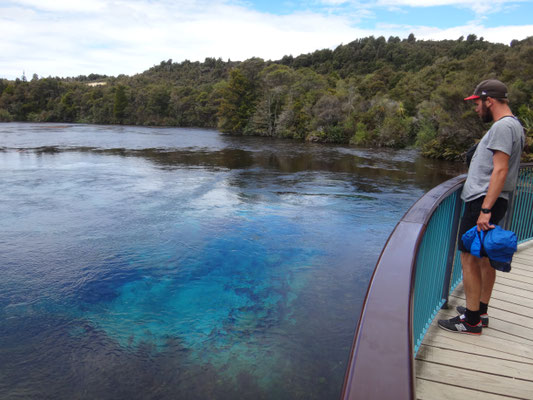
[0,123,462,399]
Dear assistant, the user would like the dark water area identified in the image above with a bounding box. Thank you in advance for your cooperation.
[0,123,464,399]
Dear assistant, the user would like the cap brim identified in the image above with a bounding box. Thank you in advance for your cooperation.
[464,95,480,101]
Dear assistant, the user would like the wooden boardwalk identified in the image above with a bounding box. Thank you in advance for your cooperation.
[415,241,533,400]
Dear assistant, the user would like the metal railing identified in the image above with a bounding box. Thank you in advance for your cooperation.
[509,164,533,243]
[412,187,462,354]
[341,163,533,400]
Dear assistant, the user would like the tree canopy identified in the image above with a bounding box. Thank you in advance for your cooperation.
[1,35,532,160]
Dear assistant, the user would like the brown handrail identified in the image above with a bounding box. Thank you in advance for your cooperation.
[340,174,466,400]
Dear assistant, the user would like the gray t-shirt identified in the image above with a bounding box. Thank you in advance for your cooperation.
[461,116,525,202]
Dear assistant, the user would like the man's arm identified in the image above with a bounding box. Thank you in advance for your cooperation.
[477,150,509,231]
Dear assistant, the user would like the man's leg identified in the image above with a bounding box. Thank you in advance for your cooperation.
[477,196,506,313]
[438,250,483,334]
[438,198,485,334]
[461,251,482,312]
[480,257,496,304]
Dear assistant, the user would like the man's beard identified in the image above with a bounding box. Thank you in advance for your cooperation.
[481,102,493,123]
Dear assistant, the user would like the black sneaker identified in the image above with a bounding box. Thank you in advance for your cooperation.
[456,306,489,328]
[438,314,482,335]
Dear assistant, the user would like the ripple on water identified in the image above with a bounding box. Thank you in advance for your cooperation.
[0,124,463,399]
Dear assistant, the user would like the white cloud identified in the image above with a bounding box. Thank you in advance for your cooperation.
[0,0,531,80]
[13,0,107,13]
[413,24,533,44]
[0,1,366,79]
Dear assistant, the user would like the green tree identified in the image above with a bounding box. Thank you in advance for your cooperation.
[249,64,294,136]
[58,90,78,122]
[217,69,257,134]
[517,105,533,160]
[113,85,128,124]
[0,36,532,158]
[147,84,171,118]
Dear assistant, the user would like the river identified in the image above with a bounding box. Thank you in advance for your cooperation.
[0,123,464,399]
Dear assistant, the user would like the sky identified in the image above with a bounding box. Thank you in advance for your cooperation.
[1,0,532,80]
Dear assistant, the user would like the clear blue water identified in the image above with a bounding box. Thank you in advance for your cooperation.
[0,123,463,399]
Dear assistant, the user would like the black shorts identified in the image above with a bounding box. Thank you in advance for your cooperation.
[457,196,508,252]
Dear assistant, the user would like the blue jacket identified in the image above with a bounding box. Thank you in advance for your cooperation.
[462,225,517,272]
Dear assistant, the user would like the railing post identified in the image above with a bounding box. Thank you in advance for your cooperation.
[440,190,463,309]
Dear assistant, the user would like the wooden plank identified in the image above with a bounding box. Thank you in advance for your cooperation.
[416,379,514,400]
[492,283,533,301]
[521,248,533,256]
[497,274,533,288]
[449,294,533,319]
[489,288,533,307]
[513,252,533,262]
[512,257,533,267]
[515,245,533,252]
[490,301,533,318]
[482,325,533,345]
[485,307,533,329]
[513,259,533,269]
[416,360,533,399]
[512,262,533,270]
[416,344,533,379]
[513,251,533,265]
[515,250,533,258]
[420,332,533,363]
[497,273,533,286]
[507,265,533,279]
[518,247,533,257]
[511,266,533,276]
[423,322,533,359]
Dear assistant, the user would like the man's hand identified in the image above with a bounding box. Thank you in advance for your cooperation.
[477,211,494,231]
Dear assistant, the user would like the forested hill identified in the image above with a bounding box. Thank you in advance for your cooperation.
[1,34,532,160]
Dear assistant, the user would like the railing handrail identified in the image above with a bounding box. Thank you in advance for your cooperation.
[340,174,466,400]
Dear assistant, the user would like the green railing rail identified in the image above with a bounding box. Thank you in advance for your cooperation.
[341,163,533,400]
[412,186,463,354]
[509,164,533,243]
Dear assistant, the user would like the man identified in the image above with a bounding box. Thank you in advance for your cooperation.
[438,79,525,334]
